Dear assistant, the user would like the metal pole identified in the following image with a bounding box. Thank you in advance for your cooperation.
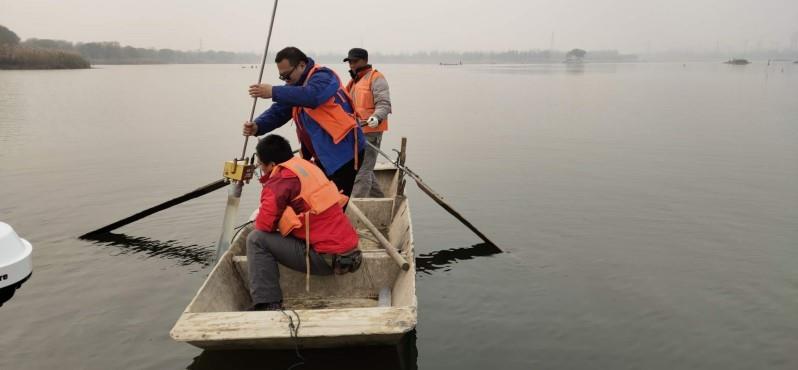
[214,182,243,261]
[215,0,279,263]
[241,0,280,160]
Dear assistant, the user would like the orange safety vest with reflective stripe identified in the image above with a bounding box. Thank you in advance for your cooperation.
[291,65,360,168]
[346,69,389,133]
[272,156,350,238]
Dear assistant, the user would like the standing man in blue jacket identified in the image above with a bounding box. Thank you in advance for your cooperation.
[244,47,366,197]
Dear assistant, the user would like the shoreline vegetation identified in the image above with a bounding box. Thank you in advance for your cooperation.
[1,25,89,70]
[21,39,259,65]
[0,46,90,69]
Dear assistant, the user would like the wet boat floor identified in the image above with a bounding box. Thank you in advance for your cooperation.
[356,228,388,251]
[236,226,391,311]
[283,297,380,310]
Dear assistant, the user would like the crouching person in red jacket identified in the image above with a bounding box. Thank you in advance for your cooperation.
[247,134,361,311]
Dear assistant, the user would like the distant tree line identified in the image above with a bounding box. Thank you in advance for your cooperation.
[21,38,259,64]
[0,25,89,69]
[3,23,640,67]
[312,49,637,64]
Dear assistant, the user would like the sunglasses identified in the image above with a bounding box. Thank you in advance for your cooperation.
[279,65,298,81]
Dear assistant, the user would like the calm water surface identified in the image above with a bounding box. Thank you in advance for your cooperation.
[1,62,797,369]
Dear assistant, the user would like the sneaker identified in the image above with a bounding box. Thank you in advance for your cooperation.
[248,302,283,311]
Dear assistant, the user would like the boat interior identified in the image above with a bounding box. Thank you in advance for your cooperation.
[182,164,416,314]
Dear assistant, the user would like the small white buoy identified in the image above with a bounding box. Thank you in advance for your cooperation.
[0,222,33,307]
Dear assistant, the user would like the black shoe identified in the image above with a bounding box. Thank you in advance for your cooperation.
[333,249,362,274]
[248,302,283,311]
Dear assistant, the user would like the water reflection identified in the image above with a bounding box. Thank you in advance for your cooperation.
[85,232,503,273]
[83,232,213,267]
[564,63,585,74]
[186,330,418,370]
[84,232,503,272]
[415,243,502,275]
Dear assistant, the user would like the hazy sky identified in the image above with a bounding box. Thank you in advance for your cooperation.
[2,0,797,54]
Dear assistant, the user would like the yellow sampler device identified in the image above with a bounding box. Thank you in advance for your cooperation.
[222,159,256,183]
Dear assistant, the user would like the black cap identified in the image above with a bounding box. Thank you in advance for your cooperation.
[343,48,368,62]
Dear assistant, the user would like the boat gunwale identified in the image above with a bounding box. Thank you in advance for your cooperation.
[170,306,417,342]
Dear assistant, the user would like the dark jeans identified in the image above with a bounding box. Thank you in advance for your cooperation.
[246,230,333,305]
[317,150,365,205]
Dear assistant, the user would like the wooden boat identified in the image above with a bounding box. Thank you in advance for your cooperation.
[170,162,417,349]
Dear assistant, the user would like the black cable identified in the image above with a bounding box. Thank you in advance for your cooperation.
[280,309,305,370]
[229,220,254,244]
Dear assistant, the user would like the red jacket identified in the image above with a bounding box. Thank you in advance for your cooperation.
[254,167,358,254]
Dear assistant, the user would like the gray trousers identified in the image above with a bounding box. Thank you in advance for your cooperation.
[246,230,333,304]
[351,132,385,198]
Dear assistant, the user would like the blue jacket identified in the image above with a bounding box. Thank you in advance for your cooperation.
[255,58,366,176]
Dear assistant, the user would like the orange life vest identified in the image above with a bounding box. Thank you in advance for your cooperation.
[346,69,389,133]
[291,65,359,143]
[291,64,360,169]
[273,156,349,237]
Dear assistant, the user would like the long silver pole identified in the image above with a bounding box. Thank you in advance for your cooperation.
[241,0,280,160]
[215,0,280,263]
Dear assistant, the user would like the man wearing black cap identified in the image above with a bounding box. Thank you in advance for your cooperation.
[244,46,366,199]
[344,48,392,198]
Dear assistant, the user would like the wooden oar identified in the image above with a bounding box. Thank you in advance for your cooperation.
[81,148,302,239]
[366,140,501,252]
[80,179,228,238]
[348,202,410,270]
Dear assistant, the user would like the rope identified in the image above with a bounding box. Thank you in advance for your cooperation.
[280,309,305,370]
[229,220,254,244]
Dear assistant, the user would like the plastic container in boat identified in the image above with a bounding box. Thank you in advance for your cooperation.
[0,222,33,307]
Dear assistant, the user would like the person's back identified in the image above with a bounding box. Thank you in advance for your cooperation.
[246,134,361,311]
[255,156,358,254]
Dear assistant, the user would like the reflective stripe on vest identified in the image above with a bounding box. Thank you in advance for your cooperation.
[346,69,388,133]
[272,156,349,237]
[291,65,358,144]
